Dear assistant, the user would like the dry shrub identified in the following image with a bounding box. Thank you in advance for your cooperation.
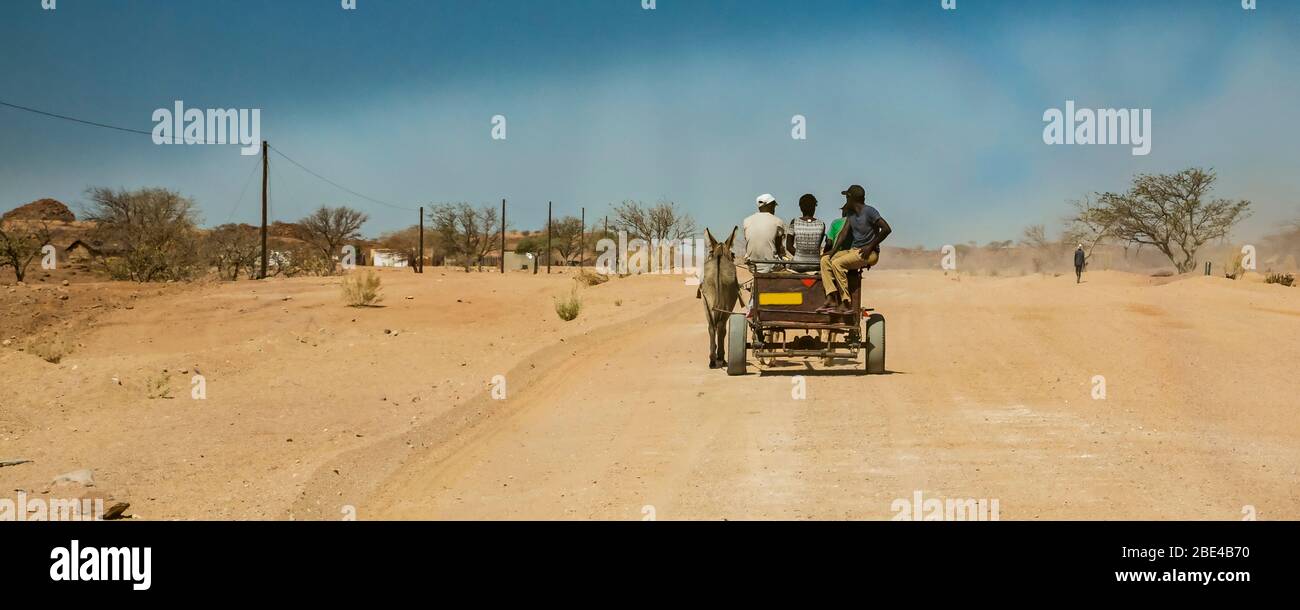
[29,335,70,364]
[146,373,173,399]
[342,271,384,307]
[554,289,582,321]
[575,269,609,286]
[1224,250,1245,279]
[1265,272,1295,287]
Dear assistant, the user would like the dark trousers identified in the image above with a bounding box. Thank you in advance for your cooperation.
[1075,265,1083,283]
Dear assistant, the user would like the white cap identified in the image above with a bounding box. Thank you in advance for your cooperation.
[756,193,776,208]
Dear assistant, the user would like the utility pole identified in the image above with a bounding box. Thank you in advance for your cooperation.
[259,140,268,279]
[580,206,585,269]
[546,201,552,274]
[500,198,506,274]
[418,206,424,273]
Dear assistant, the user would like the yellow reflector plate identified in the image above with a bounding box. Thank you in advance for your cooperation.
[758,292,803,306]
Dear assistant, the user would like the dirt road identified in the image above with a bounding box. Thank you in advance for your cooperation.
[363,270,1300,520]
[3,268,1297,520]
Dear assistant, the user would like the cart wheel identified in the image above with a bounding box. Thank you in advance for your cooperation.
[864,313,886,374]
[726,313,747,376]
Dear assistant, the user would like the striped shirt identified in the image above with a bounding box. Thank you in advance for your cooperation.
[789,217,827,262]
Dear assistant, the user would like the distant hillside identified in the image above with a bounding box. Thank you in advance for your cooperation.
[2,198,76,223]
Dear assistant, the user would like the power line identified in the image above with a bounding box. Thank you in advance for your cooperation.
[1,99,212,144]
[268,145,416,212]
[0,99,156,137]
[0,98,418,213]
[223,154,264,224]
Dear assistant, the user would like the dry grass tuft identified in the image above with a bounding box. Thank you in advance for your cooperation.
[554,289,582,321]
[342,271,384,307]
[574,269,609,287]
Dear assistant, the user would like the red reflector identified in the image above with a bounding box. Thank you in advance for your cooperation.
[801,278,816,287]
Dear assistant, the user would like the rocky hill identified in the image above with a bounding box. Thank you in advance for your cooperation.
[2,198,76,223]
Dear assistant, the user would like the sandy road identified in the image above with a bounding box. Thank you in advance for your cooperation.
[10,266,1289,520]
[366,271,1300,520]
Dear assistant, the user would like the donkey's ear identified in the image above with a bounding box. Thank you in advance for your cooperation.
[705,228,717,249]
[723,226,737,249]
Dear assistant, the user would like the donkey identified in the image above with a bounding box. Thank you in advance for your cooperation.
[698,227,740,369]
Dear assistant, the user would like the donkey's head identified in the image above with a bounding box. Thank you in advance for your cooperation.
[704,227,737,265]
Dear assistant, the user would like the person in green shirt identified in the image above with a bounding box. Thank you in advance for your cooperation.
[824,203,852,254]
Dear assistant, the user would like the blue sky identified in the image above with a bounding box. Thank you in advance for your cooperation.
[1,0,1298,246]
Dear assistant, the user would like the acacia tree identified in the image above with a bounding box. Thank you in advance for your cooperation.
[549,216,584,265]
[299,206,368,274]
[429,203,501,272]
[1087,168,1250,273]
[83,187,204,282]
[0,221,53,282]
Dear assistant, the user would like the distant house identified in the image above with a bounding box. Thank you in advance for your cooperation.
[64,239,126,263]
[371,249,409,268]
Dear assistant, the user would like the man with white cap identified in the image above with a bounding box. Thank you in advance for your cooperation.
[1074,243,1086,283]
[743,193,788,273]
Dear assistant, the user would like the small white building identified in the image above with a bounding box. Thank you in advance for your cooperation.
[371,249,410,268]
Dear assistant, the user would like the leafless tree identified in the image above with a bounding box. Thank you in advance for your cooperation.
[1019,224,1064,272]
[0,221,53,282]
[205,223,262,280]
[1060,195,1118,264]
[1019,224,1050,250]
[471,205,502,271]
[83,187,203,282]
[299,206,368,274]
[1087,168,1250,273]
[612,200,697,242]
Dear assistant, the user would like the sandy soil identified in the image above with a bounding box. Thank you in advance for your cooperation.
[2,267,1297,520]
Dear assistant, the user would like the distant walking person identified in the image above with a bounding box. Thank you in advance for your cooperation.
[1074,244,1086,283]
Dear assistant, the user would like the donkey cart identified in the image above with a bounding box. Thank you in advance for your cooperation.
[727,259,885,376]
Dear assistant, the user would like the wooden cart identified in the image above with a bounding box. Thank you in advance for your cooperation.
[727,259,885,376]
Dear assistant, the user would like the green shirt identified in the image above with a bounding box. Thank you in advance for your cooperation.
[826,218,847,251]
